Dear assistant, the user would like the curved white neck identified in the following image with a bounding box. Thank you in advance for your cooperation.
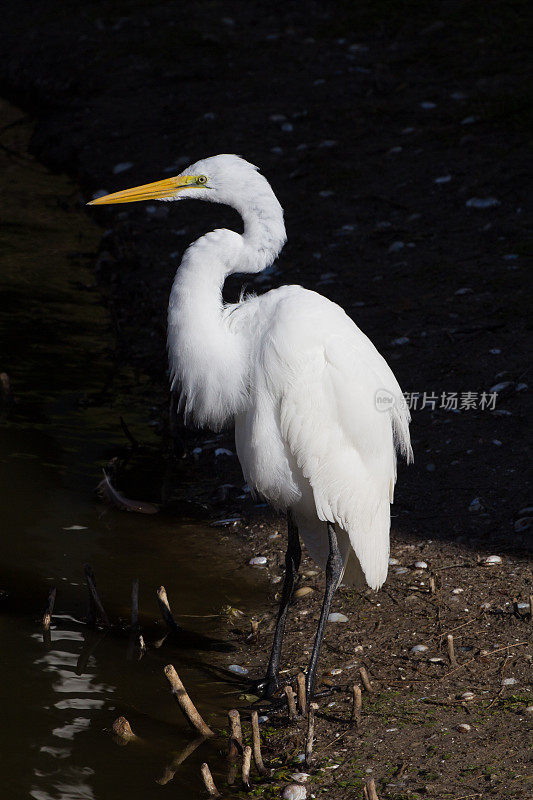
[167,192,286,430]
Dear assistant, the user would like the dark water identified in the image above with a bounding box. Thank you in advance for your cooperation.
[0,100,266,799]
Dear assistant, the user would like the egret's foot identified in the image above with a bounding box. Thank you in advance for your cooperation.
[250,674,280,699]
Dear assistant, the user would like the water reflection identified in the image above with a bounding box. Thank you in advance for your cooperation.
[0,98,267,799]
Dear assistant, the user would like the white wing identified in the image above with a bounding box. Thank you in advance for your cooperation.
[250,286,412,590]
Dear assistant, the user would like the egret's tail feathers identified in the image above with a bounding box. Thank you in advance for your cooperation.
[337,528,366,588]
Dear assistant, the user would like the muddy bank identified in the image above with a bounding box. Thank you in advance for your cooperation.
[0,1,531,798]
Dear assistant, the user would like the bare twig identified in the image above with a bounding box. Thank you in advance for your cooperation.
[84,564,110,627]
[112,716,136,745]
[42,587,56,631]
[120,416,139,449]
[242,745,252,788]
[305,702,318,767]
[163,664,214,737]
[200,763,221,798]
[359,666,373,693]
[248,619,259,641]
[396,761,408,779]
[296,672,307,716]
[284,685,298,722]
[351,684,362,729]
[447,634,457,667]
[366,777,380,800]
[250,711,267,775]
[228,708,243,758]
[227,708,242,786]
[440,642,528,680]
[157,586,181,635]
[127,578,146,660]
[97,471,158,514]
[529,594,533,622]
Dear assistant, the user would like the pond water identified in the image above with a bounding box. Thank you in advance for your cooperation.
[0,99,267,800]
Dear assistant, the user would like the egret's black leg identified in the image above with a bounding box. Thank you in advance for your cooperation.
[305,522,342,698]
[256,511,301,697]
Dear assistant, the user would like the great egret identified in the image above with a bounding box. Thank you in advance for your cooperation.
[89,154,413,698]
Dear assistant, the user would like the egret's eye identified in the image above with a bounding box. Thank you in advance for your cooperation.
[196,175,208,185]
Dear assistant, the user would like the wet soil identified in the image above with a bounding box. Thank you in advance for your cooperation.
[0,1,531,799]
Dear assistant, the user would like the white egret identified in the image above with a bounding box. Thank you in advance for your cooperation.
[89,154,413,697]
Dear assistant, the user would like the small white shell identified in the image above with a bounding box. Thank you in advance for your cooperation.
[414,561,428,569]
[228,664,249,675]
[482,555,502,565]
[388,558,400,565]
[249,556,267,567]
[329,668,343,676]
[328,612,348,623]
[113,161,133,174]
[294,586,314,598]
[502,677,518,686]
[283,785,307,800]
[452,588,464,595]
[461,691,475,701]
[456,723,471,732]
[395,567,409,574]
[465,197,500,209]
[215,447,233,457]
[291,773,310,783]
[411,644,428,653]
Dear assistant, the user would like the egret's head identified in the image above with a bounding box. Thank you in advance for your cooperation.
[87,154,265,208]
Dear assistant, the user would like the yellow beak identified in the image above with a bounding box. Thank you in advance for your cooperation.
[87,175,197,205]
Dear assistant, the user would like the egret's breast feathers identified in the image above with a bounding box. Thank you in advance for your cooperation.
[237,286,412,589]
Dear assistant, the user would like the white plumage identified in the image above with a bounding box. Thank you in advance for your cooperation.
[165,154,412,591]
[90,153,413,694]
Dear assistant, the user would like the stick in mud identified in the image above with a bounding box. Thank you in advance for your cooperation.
[284,685,298,722]
[242,745,252,788]
[84,564,111,627]
[227,708,243,785]
[200,763,221,798]
[250,710,268,775]
[365,776,380,800]
[127,579,145,660]
[447,633,457,666]
[157,585,181,635]
[351,684,362,729]
[163,664,214,737]
[359,666,373,693]
[112,716,136,746]
[228,708,243,758]
[42,586,56,631]
[296,672,307,716]
[305,702,318,767]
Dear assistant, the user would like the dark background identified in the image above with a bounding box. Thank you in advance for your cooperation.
[1,0,531,547]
